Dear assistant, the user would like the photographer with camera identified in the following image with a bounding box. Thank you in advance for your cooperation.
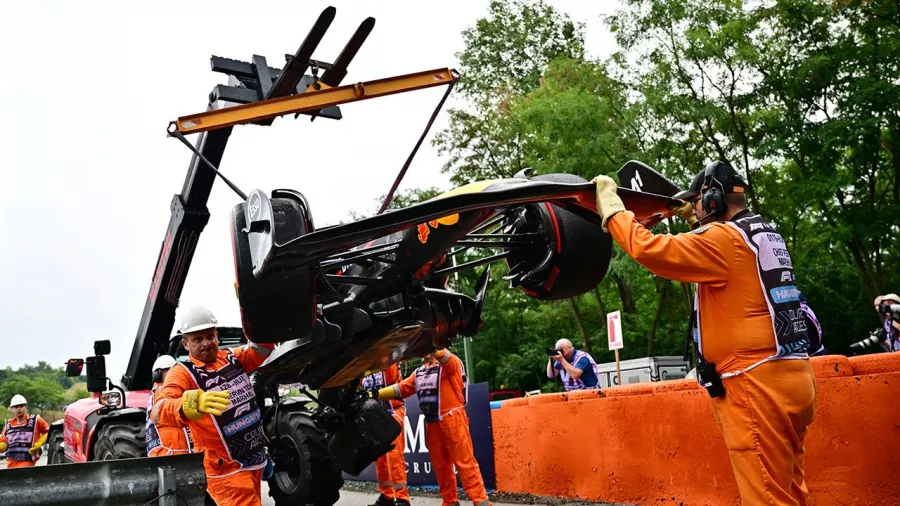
[593,162,816,506]
[545,339,599,390]
[852,294,900,353]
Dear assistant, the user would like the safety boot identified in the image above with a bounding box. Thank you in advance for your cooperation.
[369,494,395,506]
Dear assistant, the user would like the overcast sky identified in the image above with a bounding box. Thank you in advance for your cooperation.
[0,1,619,382]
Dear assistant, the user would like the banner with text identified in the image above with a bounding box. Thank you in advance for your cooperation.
[341,381,496,489]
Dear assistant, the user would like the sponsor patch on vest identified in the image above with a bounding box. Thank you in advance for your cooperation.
[223,410,262,437]
[770,285,801,304]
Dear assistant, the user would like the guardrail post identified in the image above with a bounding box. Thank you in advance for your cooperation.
[158,466,177,506]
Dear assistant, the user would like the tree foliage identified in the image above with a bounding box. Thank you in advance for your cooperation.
[0,362,84,411]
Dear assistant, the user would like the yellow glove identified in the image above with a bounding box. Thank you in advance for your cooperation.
[182,389,231,421]
[668,200,698,227]
[28,433,48,455]
[590,175,626,232]
[0,442,7,453]
[376,386,398,401]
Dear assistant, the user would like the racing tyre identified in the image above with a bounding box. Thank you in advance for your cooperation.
[267,407,343,506]
[232,195,316,344]
[47,429,65,465]
[93,421,146,460]
[506,173,612,300]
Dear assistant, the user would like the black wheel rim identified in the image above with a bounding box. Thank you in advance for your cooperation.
[273,436,303,495]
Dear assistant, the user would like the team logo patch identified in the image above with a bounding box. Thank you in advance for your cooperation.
[416,214,460,244]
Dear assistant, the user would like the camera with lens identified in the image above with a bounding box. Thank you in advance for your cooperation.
[850,327,887,352]
[877,302,900,318]
[546,347,562,357]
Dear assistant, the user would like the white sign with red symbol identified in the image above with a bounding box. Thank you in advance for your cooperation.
[607,311,624,351]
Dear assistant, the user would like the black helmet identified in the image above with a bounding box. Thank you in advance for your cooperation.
[674,170,706,201]
[700,161,746,193]
[675,161,746,200]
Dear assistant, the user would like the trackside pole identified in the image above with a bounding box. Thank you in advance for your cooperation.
[607,311,624,386]
[614,349,622,386]
[158,466,177,506]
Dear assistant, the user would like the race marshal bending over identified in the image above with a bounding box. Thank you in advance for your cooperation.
[593,162,817,506]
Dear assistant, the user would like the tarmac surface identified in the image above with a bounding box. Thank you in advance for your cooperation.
[260,488,550,506]
[1,457,624,506]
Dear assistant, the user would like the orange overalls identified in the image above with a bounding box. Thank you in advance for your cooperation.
[609,210,817,506]
[391,350,491,506]
[147,382,193,457]
[154,343,274,506]
[362,364,410,504]
[0,414,49,468]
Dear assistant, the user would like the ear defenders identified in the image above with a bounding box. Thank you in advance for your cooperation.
[700,161,729,219]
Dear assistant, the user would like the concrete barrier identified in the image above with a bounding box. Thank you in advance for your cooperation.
[491,355,900,506]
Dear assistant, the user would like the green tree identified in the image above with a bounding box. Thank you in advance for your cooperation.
[433,0,587,185]
[0,375,66,411]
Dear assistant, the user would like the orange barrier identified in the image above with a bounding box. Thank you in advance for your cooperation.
[492,355,900,506]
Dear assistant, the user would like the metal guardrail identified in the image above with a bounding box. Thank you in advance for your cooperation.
[0,453,207,506]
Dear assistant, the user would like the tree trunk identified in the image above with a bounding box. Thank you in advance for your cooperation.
[568,298,592,354]
[648,280,669,357]
[592,287,608,318]
[681,282,693,313]
[612,273,637,314]
[817,198,879,302]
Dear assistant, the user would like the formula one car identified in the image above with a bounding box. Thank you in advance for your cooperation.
[236,166,682,393]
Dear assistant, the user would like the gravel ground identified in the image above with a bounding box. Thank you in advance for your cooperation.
[341,480,636,506]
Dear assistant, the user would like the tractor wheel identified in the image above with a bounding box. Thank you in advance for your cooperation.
[47,430,65,465]
[231,197,316,344]
[267,407,343,506]
[93,421,146,461]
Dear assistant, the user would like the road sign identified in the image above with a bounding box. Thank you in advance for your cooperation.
[607,311,624,350]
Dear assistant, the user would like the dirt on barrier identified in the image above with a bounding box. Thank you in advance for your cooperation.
[341,481,635,506]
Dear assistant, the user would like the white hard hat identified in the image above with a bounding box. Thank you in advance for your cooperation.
[152,355,177,372]
[178,306,218,334]
[9,394,27,407]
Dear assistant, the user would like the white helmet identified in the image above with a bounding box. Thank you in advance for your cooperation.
[9,394,27,407]
[178,306,218,334]
[152,355,177,372]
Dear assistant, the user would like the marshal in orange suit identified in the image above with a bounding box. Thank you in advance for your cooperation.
[374,350,492,506]
[360,364,410,506]
[593,162,817,506]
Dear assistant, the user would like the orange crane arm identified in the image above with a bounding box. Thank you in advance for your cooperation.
[169,67,459,135]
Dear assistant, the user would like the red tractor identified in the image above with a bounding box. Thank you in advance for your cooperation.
[47,329,247,465]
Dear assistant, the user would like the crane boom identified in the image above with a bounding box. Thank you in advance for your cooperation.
[120,8,360,390]
[119,8,458,391]
[169,68,458,135]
